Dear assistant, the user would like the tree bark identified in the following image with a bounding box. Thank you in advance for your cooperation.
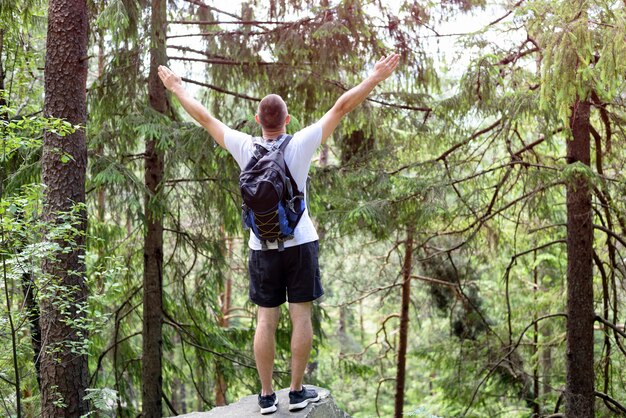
[0,29,5,107]
[21,273,42,390]
[40,0,89,416]
[215,236,232,406]
[142,0,168,415]
[565,99,594,417]
[532,257,540,416]
[96,32,106,221]
[394,227,414,418]
[215,276,231,406]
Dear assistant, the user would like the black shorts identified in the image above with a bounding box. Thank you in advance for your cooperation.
[248,240,324,307]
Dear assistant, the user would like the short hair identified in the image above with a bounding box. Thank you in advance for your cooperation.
[257,94,288,130]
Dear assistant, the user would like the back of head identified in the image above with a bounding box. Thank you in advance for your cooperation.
[257,94,288,130]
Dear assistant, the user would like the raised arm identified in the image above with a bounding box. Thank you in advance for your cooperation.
[158,65,228,148]
[318,54,400,144]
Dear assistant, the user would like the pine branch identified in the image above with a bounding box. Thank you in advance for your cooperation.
[165,177,218,185]
[512,128,565,158]
[170,19,293,25]
[486,0,525,27]
[181,77,261,101]
[169,55,288,67]
[438,119,503,161]
[89,331,141,386]
[594,391,626,413]
[594,224,626,248]
[182,0,243,21]
[595,315,626,339]
[498,47,540,65]
[162,392,178,416]
[169,45,288,62]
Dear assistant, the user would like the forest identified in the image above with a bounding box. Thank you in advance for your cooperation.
[1,0,626,417]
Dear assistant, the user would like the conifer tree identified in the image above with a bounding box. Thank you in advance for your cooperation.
[143,0,169,415]
[40,0,89,416]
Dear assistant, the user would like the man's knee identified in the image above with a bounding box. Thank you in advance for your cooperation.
[288,302,312,327]
[257,306,280,331]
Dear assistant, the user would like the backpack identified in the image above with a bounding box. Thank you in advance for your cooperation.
[239,135,306,251]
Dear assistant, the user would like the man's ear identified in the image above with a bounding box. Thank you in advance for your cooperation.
[255,114,261,125]
[285,114,291,125]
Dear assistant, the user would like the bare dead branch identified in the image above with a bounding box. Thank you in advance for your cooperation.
[461,313,567,417]
[595,315,626,340]
[594,391,626,413]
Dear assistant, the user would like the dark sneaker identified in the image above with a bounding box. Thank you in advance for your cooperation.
[258,392,278,414]
[288,386,320,411]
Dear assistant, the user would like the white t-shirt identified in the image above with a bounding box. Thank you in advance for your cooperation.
[224,123,322,250]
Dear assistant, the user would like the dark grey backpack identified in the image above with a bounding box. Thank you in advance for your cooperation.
[239,135,305,251]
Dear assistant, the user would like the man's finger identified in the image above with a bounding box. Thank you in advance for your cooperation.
[382,54,397,66]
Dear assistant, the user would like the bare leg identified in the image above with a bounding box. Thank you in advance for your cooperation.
[288,302,313,391]
[254,306,280,396]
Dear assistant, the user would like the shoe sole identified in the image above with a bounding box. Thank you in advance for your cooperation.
[288,394,320,411]
[260,399,278,414]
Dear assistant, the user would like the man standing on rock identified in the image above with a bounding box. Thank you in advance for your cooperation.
[159,54,400,414]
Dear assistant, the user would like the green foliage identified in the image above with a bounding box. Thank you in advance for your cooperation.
[81,388,118,418]
[3,0,626,416]
[533,0,626,121]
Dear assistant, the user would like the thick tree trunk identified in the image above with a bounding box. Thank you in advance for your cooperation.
[142,0,168,416]
[40,0,89,416]
[565,99,594,417]
[394,228,414,418]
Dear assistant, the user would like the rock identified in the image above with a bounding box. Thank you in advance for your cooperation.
[170,386,350,418]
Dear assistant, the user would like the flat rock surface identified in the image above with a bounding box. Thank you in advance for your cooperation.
[171,386,350,418]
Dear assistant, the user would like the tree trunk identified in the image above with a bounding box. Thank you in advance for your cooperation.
[214,277,231,406]
[532,257,540,417]
[96,32,106,221]
[338,306,347,357]
[40,0,89,416]
[21,273,41,390]
[0,29,5,106]
[215,236,232,406]
[565,99,594,417]
[142,0,168,416]
[541,324,553,397]
[394,227,414,418]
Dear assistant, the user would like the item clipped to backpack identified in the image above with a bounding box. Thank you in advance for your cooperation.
[239,135,306,251]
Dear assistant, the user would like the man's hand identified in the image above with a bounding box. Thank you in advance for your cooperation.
[370,54,401,83]
[319,53,401,143]
[158,65,183,94]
